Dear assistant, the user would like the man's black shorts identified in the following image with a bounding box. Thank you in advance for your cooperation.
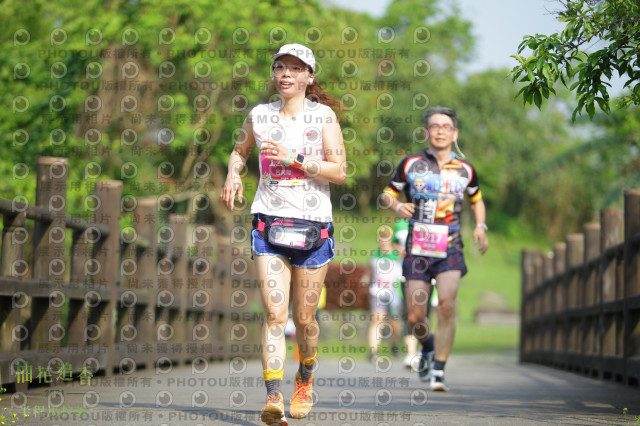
[402,246,468,282]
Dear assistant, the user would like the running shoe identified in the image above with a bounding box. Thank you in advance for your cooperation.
[290,372,313,419]
[429,369,449,392]
[417,351,434,382]
[404,353,420,372]
[260,393,288,425]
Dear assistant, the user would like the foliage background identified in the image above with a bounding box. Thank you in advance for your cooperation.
[1,0,637,240]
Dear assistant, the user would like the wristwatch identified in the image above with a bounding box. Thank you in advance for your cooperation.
[293,153,305,167]
[475,223,488,231]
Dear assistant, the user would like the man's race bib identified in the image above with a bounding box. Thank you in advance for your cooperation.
[410,222,448,258]
[261,155,306,186]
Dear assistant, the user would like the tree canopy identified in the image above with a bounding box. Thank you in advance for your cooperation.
[510,0,640,120]
[1,0,634,241]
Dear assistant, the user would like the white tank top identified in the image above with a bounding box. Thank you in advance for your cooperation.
[249,99,333,222]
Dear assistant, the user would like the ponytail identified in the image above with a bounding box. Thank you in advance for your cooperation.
[306,82,346,120]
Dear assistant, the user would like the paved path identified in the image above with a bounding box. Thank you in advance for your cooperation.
[2,351,639,425]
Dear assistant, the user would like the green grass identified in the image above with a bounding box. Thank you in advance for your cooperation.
[452,321,519,353]
[332,209,547,320]
[316,320,520,359]
[324,209,548,355]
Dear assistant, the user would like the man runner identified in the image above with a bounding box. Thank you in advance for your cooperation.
[381,106,489,391]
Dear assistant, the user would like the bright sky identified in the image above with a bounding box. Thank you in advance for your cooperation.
[328,0,626,95]
[328,0,565,73]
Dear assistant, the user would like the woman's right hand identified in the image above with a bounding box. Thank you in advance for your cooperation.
[221,175,243,211]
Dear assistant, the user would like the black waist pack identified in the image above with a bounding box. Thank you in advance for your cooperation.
[253,215,332,251]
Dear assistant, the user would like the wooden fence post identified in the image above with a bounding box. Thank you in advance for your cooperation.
[552,242,566,364]
[1,211,26,355]
[135,199,158,369]
[31,157,68,355]
[584,223,601,307]
[193,224,218,359]
[217,233,233,360]
[601,210,624,302]
[520,249,536,362]
[533,251,544,319]
[600,209,624,379]
[623,189,640,385]
[91,181,122,375]
[541,251,553,355]
[169,214,188,365]
[65,221,92,358]
[566,234,584,310]
[583,223,601,375]
[566,234,584,367]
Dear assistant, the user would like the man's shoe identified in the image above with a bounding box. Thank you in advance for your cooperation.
[290,373,313,419]
[403,354,420,372]
[429,369,449,392]
[260,393,288,425]
[417,351,434,382]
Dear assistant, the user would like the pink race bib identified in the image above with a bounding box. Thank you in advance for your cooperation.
[410,222,448,258]
[260,155,306,186]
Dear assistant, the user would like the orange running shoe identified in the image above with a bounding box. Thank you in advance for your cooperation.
[290,372,313,419]
[260,393,288,425]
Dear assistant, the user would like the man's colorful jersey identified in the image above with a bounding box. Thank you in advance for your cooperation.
[384,150,482,249]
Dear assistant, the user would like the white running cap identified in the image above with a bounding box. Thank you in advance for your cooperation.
[271,43,316,73]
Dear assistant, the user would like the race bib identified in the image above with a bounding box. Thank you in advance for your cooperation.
[261,155,306,186]
[410,222,448,258]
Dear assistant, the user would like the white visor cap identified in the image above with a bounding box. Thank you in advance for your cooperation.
[271,43,316,73]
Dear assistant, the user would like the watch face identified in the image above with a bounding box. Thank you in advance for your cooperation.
[296,154,305,164]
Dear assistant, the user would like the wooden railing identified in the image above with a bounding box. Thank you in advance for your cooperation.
[0,157,260,391]
[520,189,640,386]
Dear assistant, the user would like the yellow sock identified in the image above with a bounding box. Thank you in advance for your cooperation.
[299,352,317,383]
[264,369,284,396]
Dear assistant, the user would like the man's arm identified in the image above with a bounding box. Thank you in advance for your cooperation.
[381,191,414,219]
[470,199,488,254]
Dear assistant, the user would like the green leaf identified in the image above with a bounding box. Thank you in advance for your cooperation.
[517,37,531,52]
[527,67,536,83]
[566,62,574,79]
[542,63,553,81]
[595,97,609,113]
[559,73,568,87]
[586,101,595,119]
[584,20,593,40]
[571,107,580,122]
[541,84,550,99]
[549,56,559,74]
[561,22,574,41]
[510,54,526,65]
[534,90,542,109]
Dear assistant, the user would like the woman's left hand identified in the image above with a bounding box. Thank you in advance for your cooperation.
[260,140,287,163]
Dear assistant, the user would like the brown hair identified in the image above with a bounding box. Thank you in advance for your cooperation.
[305,82,345,116]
